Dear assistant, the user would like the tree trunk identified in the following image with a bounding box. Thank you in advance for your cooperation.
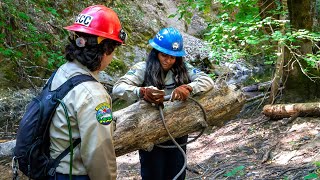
[113,84,246,156]
[257,0,284,104]
[269,42,284,104]
[263,102,320,119]
[282,0,320,103]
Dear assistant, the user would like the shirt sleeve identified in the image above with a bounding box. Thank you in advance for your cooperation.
[112,62,146,103]
[185,62,215,95]
[76,82,117,180]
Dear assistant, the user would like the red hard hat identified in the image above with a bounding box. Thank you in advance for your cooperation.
[64,5,125,43]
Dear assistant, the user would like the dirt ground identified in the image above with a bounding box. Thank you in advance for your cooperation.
[1,114,320,179]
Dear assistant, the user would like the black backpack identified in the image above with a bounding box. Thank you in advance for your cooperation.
[13,71,97,180]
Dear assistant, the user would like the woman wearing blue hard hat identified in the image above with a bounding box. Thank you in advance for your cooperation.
[113,27,214,179]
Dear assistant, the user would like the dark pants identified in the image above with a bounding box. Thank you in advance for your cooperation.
[139,135,188,180]
[49,173,90,180]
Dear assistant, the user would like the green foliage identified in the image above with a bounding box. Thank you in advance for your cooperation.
[46,50,65,69]
[173,0,320,72]
[172,0,212,24]
[17,12,30,20]
[224,165,245,177]
[208,73,216,79]
[303,161,320,179]
[46,7,60,17]
[314,161,320,167]
[303,173,319,180]
[0,48,15,57]
[0,0,91,88]
[107,59,128,76]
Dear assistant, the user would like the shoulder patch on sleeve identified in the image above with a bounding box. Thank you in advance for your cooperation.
[95,102,112,125]
[192,68,201,74]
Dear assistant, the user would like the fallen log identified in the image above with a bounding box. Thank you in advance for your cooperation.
[113,83,246,156]
[0,83,246,158]
[263,102,320,119]
[241,81,272,92]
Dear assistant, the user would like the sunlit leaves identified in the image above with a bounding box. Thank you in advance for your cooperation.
[17,12,30,21]
[46,7,60,17]
[172,0,320,70]
[304,172,319,180]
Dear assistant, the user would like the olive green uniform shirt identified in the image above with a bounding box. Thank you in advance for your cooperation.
[49,61,116,180]
[112,61,214,102]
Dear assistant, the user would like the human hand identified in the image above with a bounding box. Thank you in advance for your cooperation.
[140,86,165,105]
[170,85,193,101]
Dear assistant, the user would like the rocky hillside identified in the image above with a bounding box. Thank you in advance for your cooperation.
[0,0,209,89]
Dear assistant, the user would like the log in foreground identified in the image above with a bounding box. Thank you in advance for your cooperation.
[263,102,320,119]
[113,84,246,157]
[0,84,246,158]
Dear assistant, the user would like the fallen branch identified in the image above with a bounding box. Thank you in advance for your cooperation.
[263,102,320,119]
[241,81,272,92]
[246,92,270,103]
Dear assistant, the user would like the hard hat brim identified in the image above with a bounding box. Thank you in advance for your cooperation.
[149,39,186,57]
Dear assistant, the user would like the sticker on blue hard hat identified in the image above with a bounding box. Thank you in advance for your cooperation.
[75,14,93,27]
[172,42,180,50]
[95,102,112,125]
[193,68,201,74]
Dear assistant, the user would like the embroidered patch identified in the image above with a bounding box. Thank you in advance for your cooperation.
[95,102,112,125]
[193,68,201,74]
[126,69,136,75]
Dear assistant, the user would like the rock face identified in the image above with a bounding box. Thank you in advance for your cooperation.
[0,140,15,157]
[111,0,210,74]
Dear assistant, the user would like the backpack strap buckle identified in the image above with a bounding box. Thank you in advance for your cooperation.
[48,167,56,176]
[12,156,19,180]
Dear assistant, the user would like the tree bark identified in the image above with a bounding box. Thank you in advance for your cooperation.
[270,12,285,104]
[241,81,272,92]
[113,83,246,156]
[263,102,320,119]
[282,0,320,103]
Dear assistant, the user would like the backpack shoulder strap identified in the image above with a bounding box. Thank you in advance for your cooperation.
[55,74,97,100]
[43,71,57,90]
[48,139,81,176]
[47,74,97,176]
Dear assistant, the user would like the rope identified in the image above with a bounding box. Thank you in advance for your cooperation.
[156,96,208,180]
[56,99,73,180]
[156,97,207,148]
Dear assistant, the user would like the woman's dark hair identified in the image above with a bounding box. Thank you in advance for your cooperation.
[144,48,190,89]
[65,32,120,71]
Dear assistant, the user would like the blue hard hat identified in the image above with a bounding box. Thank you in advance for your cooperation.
[149,27,186,57]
